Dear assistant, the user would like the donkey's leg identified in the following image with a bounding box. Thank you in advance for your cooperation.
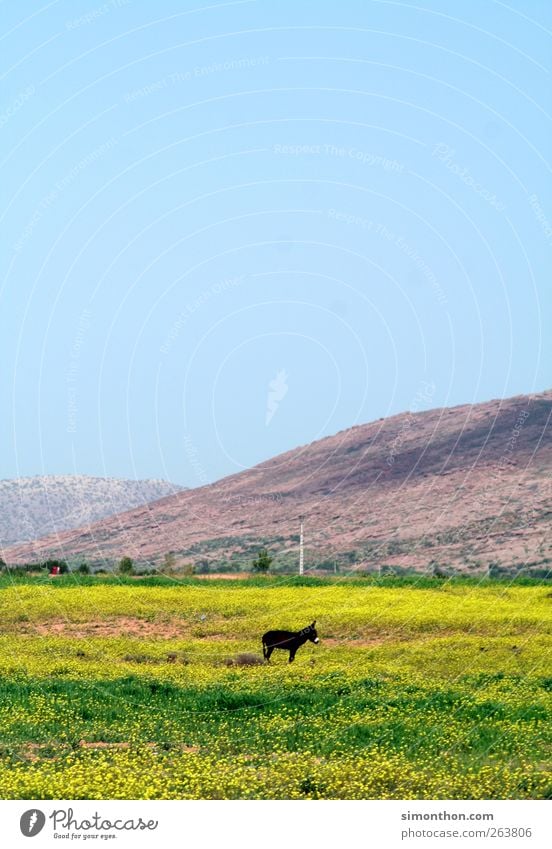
[288,650,296,663]
[265,646,274,662]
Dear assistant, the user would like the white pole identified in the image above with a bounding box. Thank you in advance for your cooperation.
[299,516,304,576]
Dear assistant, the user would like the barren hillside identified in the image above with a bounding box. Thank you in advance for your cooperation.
[0,476,183,548]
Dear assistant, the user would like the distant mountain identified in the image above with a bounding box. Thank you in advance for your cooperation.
[4,392,551,574]
[0,476,184,548]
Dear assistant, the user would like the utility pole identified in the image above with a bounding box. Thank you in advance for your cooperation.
[299,515,304,576]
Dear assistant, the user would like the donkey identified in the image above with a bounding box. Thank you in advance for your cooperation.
[262,621,319,663]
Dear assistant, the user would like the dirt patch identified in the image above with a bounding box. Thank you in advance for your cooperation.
[18,743,42,762]
[13,620,395,645]
[79,741,199,753]
[21,617,185,639]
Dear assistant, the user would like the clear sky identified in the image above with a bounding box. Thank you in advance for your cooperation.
[1,0,550,486]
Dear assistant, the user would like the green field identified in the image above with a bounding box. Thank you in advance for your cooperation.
[0,575,550,799]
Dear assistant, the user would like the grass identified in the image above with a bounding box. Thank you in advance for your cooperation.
[0,576,549,799]
[1,572,550,589]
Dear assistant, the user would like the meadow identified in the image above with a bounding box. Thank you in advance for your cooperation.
[0,574,550,800]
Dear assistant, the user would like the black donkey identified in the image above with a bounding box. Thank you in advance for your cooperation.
[262,621,319,663]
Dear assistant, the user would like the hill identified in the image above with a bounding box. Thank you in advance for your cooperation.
[4,391,551,574]
[0,476,183,548]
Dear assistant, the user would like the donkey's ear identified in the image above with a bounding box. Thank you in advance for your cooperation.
[312,620,316,626]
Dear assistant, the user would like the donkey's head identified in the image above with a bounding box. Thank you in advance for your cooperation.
[305,620,319,644]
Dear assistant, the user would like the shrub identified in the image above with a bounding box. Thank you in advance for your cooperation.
[117,557,134,575]
[225,653,264,667]
[251,549,272,573]
[123,654,151,664]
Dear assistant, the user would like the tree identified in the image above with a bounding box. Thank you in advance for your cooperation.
[77,563,90,574]
[0,556,6,571]
[118,556,134,575]
[251,548,273,573]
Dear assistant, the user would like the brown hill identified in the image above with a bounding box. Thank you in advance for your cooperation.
[4,392,551,575]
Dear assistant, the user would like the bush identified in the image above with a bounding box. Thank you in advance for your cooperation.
[317,559,338,572]
[117,556,134,575]
[225,653,264,667]
[251,549,272,573]
[77,563,90,574]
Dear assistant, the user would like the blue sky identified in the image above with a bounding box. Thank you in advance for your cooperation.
[1,0,550,486]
